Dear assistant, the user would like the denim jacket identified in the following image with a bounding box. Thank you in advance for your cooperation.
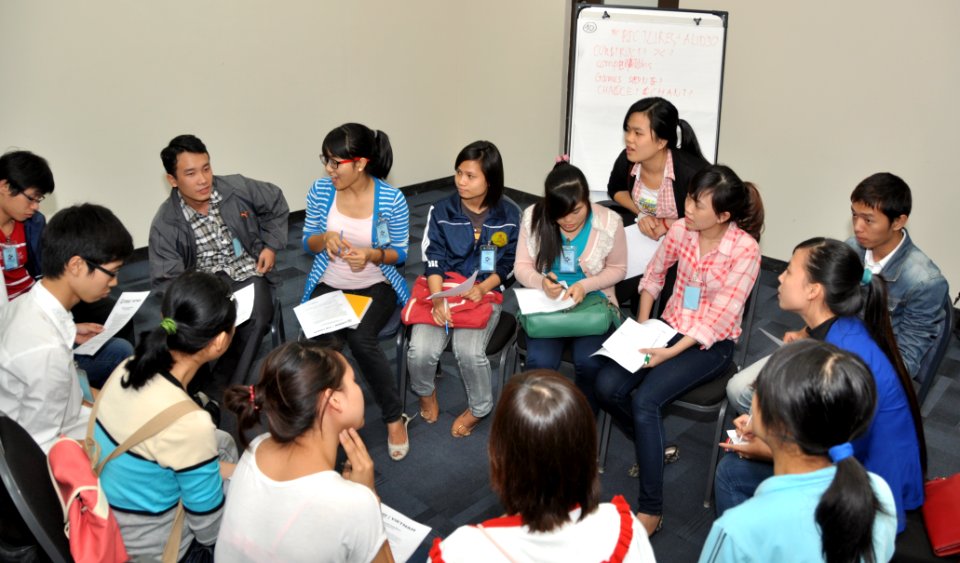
[846,231,948,378]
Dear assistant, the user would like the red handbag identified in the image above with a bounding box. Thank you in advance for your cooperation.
[401,273,503,329]
[922,474,960,556]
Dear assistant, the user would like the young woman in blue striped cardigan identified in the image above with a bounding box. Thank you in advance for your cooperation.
[302,123,413,461]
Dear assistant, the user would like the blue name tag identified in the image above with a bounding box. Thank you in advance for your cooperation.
[2,245,19,271]
[232,238,243,257]
[376,217,391,247]
[479,245,496,273]
[683,284,701,310]
[560,245,577,273]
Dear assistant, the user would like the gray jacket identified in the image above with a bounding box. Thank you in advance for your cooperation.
[846,231,949,378]
[148,174,289,291]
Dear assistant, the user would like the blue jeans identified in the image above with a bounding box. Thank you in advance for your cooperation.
[713,452,772,516]
[75,337,134,389]
[524,328,613,413]
[407,304,502,418]
[595,334,734,514]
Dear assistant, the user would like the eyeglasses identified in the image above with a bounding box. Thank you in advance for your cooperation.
[321,156,363,170]
[20,192,45,204]
[84,259,120,279]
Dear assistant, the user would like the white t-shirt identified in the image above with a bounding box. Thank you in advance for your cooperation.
[215,434,387,563]
[432,496,656,563]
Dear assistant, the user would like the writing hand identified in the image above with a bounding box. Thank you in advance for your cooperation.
[638,346,675,369]
[431,298,453,327]
[542,273,564,299]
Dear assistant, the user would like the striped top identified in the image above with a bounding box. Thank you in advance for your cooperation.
[301,177,410,304]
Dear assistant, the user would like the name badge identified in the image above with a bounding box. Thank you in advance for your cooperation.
[232,237,244,258]
[2,244,21,271]
[683,284,701,310]
[560,245,577,274]
[376,216,391,246]
[479,245,496,273]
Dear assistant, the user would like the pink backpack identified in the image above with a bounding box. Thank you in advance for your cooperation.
[47,384,199,563]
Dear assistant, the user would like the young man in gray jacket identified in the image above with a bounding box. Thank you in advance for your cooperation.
[149,134,289,386]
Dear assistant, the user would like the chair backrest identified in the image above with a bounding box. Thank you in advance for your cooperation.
[916,294,954,406]
[0,416,72,563]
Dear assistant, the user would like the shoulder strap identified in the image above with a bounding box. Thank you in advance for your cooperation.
[94,400,200,475]
[475,524,519,563]
[163,501,187,563]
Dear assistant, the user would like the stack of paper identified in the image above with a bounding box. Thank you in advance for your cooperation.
[591,318,678,372]
[514,287,575,314]
[74,291,150,355]
[380,503,432,563]
[294,290,370,338]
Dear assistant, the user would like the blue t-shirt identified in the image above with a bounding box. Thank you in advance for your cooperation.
[549,213,592,287]
[699,466,897,563]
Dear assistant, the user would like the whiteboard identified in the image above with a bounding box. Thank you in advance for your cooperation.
[567,6,728,200]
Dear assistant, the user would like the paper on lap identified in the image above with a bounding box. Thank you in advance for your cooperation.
[428,271,478,299]
[233,283,256,326]
[380,503,431,563]
[293,290,363,338]
[591,318,677,372]
[514,288,576,314]
[73,291,149,355]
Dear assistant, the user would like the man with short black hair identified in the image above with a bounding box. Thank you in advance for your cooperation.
[0,204,134,452]
[847,172,948,379]
[150,135,289,386]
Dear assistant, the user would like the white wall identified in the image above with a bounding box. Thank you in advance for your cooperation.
[3,0,958,292]
[681,0,959,291]
[0,1,567,247]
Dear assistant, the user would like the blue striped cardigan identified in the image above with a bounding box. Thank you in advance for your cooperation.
[300,177,410,304]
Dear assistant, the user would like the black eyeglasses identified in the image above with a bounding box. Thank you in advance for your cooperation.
[20,192,45,204]
[84,259,119,279]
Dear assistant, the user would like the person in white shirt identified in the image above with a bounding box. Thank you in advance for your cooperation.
[216,341,393,563]
[0,203,133,452]
[431,370,656,563]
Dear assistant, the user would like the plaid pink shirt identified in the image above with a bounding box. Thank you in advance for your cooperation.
[631,150,678,219]
[640,220,760,348]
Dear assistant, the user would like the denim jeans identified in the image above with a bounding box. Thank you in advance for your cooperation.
[311,282,402,424]
[75,337,135,389]
[713,451,772,516]
[595,334,734,514]
[407,304,501,418]
[524,328,614,413]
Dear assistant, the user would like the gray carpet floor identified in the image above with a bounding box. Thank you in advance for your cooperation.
[115,182,960,562]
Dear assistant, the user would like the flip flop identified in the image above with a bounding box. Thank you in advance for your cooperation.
[451,409,483,438]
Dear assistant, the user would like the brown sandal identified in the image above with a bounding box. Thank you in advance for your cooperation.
[419,391,439,424]
[451,409,483,438]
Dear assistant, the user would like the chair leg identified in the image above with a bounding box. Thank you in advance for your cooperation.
[598,411,612,473]
[704,399,728,508]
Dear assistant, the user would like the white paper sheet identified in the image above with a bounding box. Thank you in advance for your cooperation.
[759,328,784,347]
[726,429,747,445]
[428,270,479,299]
[591,318,678,372]
[624,223,662,279]
[514,288,576,315]
[293,290,361,338]
[74,291,150,355]
[380,503,431,563]
[233,283,255,326]
[233,284,257,326]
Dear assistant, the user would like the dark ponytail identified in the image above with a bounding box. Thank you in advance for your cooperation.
[224,341,347,450]
[621,97,706,161]
[321,123,393,179]
[796,238,927,473]
[755,340,882,563]
[124,272,236,390]
[531,161,592,273]
[687,164,765,241]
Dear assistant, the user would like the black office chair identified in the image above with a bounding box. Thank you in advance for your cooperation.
[0,416,72,563]
[398,312,517,414]
[597,278,761,508]
[915,294,954,407]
